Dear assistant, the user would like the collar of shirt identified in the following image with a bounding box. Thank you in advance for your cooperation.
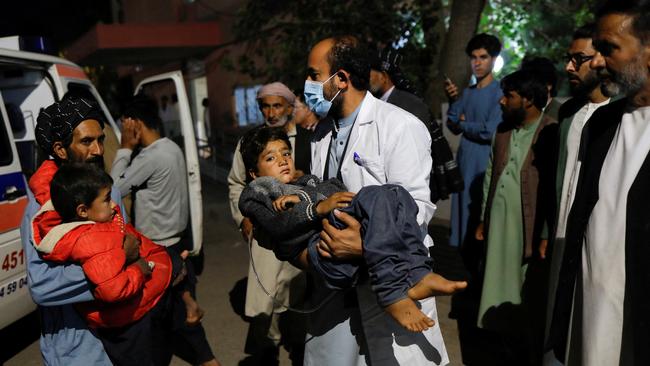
[573,98,611,129]
[327,103,361,179]
[334,103,362,132]
[587,98,610,112]
[519,114,543,131]
[380,86,395,102]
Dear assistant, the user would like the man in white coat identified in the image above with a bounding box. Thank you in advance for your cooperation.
[300,35,455,365]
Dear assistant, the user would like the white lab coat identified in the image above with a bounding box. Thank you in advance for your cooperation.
[305,92,449,365]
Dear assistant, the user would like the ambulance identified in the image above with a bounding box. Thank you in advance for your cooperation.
[0,43,202,330]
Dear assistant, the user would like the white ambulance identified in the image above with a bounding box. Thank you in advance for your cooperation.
[0,45,202,331]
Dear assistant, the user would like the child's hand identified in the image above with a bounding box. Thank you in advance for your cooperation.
[133,258,152,277]
[316,192,355,216]
[273,195,301,212]
[123,233,141,264]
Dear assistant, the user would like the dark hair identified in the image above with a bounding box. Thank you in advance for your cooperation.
[122,94,162,132]
[327,35,371,91]
[521,56,558,97]
[501,69,549,110]
[295,90,306,103]
[597,0,650,44]
[50,163,114,222]
[370,47,420,96]
[465,33,502,57]
[573,23,596,40]
[240,126,291,181]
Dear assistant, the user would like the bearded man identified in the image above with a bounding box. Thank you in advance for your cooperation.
[548,2,650,364]
[20,95,120,365]
[542,23,611,366]
[475,69,557,364]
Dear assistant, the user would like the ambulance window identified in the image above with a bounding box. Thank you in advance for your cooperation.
[0,113,13,166]
[234,85,264,126]
[4,103,26,139]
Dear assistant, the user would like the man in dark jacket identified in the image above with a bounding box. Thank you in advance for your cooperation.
[369,47,462,203]
[542,23,611,366]
[475,69,557,365]
[548,1,650,365]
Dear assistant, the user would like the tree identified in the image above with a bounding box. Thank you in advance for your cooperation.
[228,0,489,118]
[228,1,424,90]
[479,0,598,88]
[428,0,487,117]
[227,0,596,119]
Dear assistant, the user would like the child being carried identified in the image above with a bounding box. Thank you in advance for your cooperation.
[238,127,467,332]
[29,162,183,365]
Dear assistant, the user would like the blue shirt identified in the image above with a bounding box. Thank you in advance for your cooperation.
[446,79,503,247]
[327,104,361,179]
[20,179,126,365]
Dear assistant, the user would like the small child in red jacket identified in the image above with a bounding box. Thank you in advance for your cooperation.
[30,163,179,365]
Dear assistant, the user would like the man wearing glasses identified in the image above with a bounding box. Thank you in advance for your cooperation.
[542,23,610,366]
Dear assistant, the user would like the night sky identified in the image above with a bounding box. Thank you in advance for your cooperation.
[0,0,112,53]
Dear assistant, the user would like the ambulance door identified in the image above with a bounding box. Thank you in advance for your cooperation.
[0,91,35,330]
[134,71,202,255]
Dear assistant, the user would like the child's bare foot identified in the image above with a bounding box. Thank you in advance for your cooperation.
[408,272,468,301]
[183,291,205,326]
[385,297,435,332]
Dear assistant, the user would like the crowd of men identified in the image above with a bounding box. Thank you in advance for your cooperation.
[17,0,650,365]
[227,1,650,365]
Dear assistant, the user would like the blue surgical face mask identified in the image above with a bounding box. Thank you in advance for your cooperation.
[303,73,341,118]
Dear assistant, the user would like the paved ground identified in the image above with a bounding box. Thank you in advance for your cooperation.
[2,178,463,365]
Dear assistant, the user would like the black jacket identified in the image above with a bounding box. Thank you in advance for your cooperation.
[386,88,463,202]
[386,88,431,126]
[294,125,313,175]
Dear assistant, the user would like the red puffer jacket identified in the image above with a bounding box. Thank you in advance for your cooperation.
[29,161,172,328]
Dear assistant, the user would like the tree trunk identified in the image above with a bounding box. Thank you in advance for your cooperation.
[428,0,487,119]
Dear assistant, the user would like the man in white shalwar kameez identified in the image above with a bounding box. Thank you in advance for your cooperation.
[547,2,650,365]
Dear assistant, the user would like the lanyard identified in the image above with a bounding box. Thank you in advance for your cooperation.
[323,119,355,181]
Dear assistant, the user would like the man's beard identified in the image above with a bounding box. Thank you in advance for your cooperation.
[328,94,344,119]
[265,114,289,127]
[65,149,105,170]
[600,57,648,98]
[502,105,527,126]
[87,156,105,170]
[369,83,382,98]
[570,70,601,97]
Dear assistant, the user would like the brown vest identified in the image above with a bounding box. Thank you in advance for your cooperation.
[484,114,557,259]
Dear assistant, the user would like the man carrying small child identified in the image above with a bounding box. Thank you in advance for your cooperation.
[30,163,175,365]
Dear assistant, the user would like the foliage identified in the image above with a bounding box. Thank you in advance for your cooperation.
[227,0,443,95]
[479,0,598,86]
[230,0,602,98]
